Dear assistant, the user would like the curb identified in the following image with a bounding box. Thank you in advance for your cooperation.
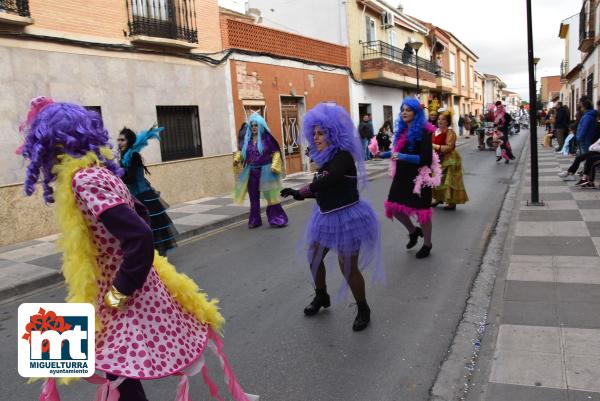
[1,165,390,303]
[429,134,530,401]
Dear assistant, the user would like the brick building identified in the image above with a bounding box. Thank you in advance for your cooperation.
[219,8,351,173]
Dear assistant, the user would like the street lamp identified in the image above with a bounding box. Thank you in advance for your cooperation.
[526,0,543,206]
[409,41,423,97]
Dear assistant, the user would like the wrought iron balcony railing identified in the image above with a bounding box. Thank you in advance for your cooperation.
[0,0,30,17]
[126,0,198,43]
[362,40,437,74]
[579,1,595,47]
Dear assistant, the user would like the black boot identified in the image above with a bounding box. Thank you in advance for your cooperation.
[304,288,331,316]
[352,301,371,331]
[416,244,432,259]
[406,227,423,249]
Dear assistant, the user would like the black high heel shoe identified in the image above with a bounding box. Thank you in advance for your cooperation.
[352,301,371,332]
[416,244,432,259]
[406,227,423,249]
[304,289,331,316]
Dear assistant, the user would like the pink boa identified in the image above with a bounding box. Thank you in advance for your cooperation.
[413,151,442,196]
[389,123,441,194]
[384,201,432,224]
[368,137,379,156]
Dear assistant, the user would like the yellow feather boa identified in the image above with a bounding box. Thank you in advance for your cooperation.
[52,148,225,332]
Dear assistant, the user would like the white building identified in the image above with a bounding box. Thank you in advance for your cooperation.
[483,74,506,108]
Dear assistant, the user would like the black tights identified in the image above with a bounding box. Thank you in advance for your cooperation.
[310,246,366,303]
[107,374,148,401]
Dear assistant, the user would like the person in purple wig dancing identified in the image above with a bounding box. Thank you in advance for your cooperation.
[281,103,383,332]
[234,113,288,228]
[377,98,436,259]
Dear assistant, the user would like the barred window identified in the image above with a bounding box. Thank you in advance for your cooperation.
[84,106,102,118]
[156,106,203,162]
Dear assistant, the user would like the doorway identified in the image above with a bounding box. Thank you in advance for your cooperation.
[280,97,303,174]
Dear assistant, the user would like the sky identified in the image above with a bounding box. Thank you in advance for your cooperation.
[219,0,581,99]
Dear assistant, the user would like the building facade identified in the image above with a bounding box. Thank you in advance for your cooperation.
[0,0,246,245]
[219,8,351,174]
[559,12,583,119]
[483,74,506,108]
[540,75,562,109]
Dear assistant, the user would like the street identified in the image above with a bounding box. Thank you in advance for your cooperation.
[1,133,528,401]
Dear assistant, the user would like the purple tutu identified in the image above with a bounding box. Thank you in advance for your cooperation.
[305,200,384,285]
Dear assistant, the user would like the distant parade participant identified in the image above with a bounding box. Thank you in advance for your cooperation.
[431,111,469,210]
[118,127,178,255]
[494,101,515,163]
[281,103,383,332]
[234,113,288,228]
[17,97,255,401]
[377,98,439,259]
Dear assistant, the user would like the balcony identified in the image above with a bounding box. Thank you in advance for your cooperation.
[579,2,595,53]
[435,71,454,93]
[0,0,33,25]
[360,41,437,90]
[127,0,198,47]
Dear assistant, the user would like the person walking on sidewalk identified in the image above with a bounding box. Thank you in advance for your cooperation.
[17,97,256,401]
[554,102,570,151]
[358,113,374,160]
[377,98,439,259]
[280,103,383,331]
[118,127,178,256]
[233,113,288,229]
[463,114,472,138]
[431,111,469,210]
[458,114,465,136]
[576,99,598,154]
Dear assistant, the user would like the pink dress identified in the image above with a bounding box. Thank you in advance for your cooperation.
[72,166,208,379]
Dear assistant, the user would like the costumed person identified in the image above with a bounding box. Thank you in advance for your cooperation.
[280,103,383,332]
[431,111,469,210]
[376,120,392,152]
[18,97,256,401]
[376,98,439,259]
[494,101,515,163]
[118,127,178,256]
[233,113,288,228]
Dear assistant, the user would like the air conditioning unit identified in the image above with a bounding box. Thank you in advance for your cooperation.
[381,11,394,29]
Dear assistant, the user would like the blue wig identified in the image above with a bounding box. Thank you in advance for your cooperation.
[302,103,363,167]
[393,97,427,151]
[241,113,270,160]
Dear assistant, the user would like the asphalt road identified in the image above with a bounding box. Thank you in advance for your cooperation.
[0,132,528,401]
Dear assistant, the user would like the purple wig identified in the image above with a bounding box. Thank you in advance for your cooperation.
[20,101,121,203]
[393,97,427,151]
[302,103,363,167]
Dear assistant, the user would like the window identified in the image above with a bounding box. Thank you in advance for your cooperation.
[156,106,202,162]
[388,30,397,47]
[449,53,456,85]
[132,0,171,20]
[366,16,376,43]
[587,73,594,101]
[383,105,393,127]
[84,106,102,117]
[460,60,466,88]
[127,0,197,43]
[470,66,474,90]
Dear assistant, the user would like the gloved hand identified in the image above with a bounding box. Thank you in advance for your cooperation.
[280,188,304,200]
[104,285,130,309]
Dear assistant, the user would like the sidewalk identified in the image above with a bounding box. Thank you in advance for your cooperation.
[0,157,395,301]
[473,142,600,400]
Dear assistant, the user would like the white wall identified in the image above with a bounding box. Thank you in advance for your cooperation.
[566,13,580,73]
[0,41,235,186]
[349,81,405,132]
[246,0,348,45]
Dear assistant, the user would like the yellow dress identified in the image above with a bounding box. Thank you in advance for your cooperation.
[432,129,469,205]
